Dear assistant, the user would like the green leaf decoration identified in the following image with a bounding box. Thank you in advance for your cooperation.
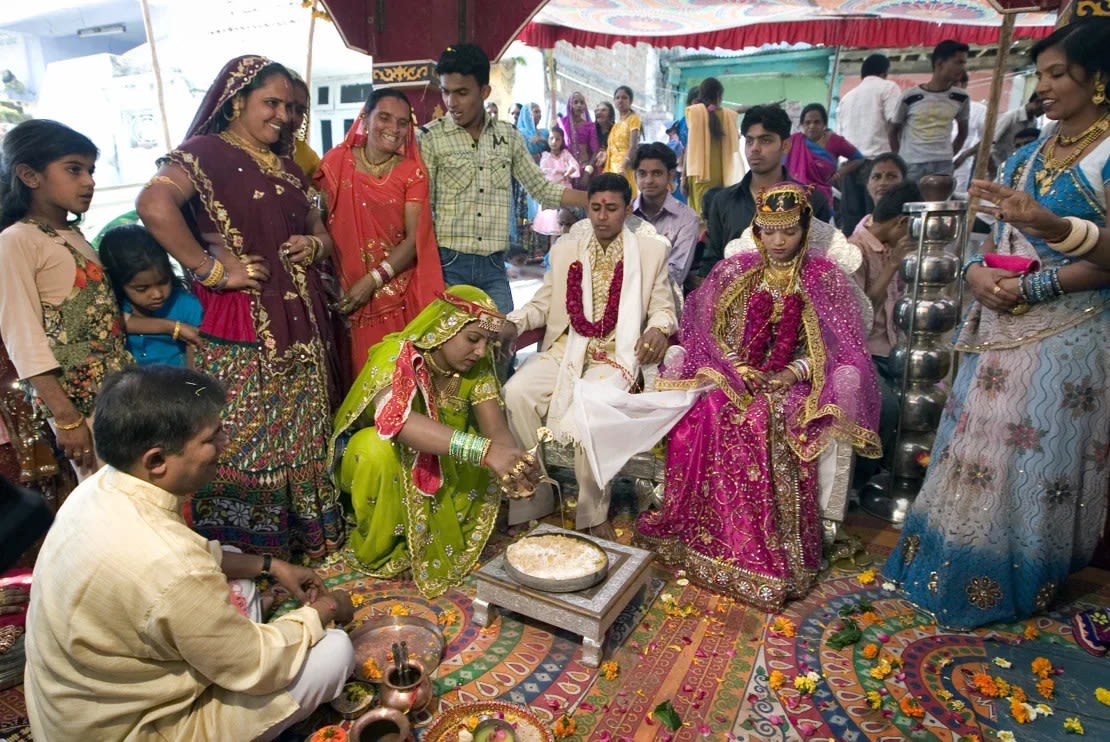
[827,618,862,649]
[653,700,682,732]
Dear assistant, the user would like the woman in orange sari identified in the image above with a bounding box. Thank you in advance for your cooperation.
[316,89,444,375]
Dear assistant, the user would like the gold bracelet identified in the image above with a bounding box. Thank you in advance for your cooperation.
[198,258,226,288]
[172,321,182,342]
[145,174,186,198]
[56,415,86,431]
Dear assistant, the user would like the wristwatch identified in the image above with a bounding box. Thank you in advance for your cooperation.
[260,555,273,578]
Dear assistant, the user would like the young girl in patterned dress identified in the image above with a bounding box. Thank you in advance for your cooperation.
[0,120,132,480]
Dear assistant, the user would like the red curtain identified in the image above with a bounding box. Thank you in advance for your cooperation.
[519,19,1052,50]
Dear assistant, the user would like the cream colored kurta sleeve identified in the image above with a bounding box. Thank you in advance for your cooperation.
[644,237,678,336]
[144,572,326,696]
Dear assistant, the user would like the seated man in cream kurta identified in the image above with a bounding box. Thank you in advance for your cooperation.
[501,173,678,532]
[23,366,356,742]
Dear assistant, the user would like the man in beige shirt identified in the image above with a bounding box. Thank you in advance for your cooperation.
[23,365,355,742]
[500,173,677,533]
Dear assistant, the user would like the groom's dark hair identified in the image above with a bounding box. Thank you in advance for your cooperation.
[587,173,632,205]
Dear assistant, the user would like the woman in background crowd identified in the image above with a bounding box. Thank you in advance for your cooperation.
[605,86,641,197]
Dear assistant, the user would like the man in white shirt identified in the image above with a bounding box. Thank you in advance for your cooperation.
[837,53,902,233]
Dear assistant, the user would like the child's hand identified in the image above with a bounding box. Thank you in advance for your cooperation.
[176,323,204,349]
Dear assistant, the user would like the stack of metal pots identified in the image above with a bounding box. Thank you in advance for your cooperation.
[861,200,966,523]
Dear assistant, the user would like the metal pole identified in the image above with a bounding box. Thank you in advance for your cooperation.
[826,46,842,111]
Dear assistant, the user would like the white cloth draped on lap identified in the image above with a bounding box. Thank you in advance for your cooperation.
[548,227,645,444]
[571,348,709,487]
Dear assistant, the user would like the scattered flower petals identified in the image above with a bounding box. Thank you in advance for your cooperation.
[993,657,1013,669]
[857,568,877,585]
[1064,716,1085,735]
[600,660,620,681]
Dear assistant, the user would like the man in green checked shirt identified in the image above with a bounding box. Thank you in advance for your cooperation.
[419,43,588,314]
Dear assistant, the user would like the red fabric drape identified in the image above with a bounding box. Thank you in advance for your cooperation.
[519,19,1053,50]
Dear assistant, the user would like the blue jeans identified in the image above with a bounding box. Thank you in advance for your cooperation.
[439,247,513,314]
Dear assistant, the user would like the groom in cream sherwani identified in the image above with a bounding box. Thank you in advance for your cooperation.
[501,173,677,533]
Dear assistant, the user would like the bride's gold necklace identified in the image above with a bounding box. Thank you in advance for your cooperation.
[219,128,281,172]
[1036,111,1110,196]
[355,146,400,177]
[423,351,461,396]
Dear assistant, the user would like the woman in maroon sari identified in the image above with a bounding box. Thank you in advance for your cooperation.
[137,55,344,559]
[315,88,444,376]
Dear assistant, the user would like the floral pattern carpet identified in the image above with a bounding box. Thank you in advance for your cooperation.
[4,511,1110,742]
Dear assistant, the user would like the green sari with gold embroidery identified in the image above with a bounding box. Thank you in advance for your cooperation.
[330,286,501,597]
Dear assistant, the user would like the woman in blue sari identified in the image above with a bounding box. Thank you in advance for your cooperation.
[884,18,1110,631]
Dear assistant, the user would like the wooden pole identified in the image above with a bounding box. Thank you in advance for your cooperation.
[139,0,172,152]
[968,13,1016,204]
[544,48,557,129]
[305,0,319,92]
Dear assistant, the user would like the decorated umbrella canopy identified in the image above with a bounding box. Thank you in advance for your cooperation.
[319,0,545,62]
[519,0,1059,49]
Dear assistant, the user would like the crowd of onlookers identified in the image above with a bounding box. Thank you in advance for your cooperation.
[1,17,1109,739]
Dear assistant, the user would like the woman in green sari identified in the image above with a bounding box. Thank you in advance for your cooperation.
[330,285,538,597]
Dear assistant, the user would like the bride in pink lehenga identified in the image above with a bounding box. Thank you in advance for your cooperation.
[635,183,881,611]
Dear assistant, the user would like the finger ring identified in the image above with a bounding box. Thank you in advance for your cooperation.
[83,449,91,454]
[992,285,1001,295]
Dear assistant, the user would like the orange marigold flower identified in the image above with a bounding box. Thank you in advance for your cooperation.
[900,695,925,719]
[1031,657,1053,680]
[1037,678,1055,699]
[600,660,620,681]
[361,656,382,681]
[1023,623,1040,641]
[971,671,1000,698]
[768,670,786,690]
[857,569,877,585]
[1011,699,1033,724]
[861,643,880,660]
[770,616,797,637]
[994,677,1012,699]
[1010,686,1027,704]
[859,611,881,627]
[553,714,576,738]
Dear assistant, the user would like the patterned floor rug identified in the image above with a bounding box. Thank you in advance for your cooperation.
[5,510,1110,742]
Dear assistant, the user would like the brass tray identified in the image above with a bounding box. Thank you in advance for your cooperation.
[349,614,444,683]
[503,532,609,593]
[423,700,554,742]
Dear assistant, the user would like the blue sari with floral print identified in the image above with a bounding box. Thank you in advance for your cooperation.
[883,136,1110,630]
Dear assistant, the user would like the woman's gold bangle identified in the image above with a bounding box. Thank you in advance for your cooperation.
[56,415,86,431]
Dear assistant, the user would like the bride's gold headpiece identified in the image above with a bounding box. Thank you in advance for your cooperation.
[754,182,812,232]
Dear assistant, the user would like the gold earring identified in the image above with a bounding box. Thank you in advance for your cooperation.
[1094,74,1107,107]
[225,99,242,121]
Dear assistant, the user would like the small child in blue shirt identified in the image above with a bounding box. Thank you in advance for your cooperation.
[99,224,203,367]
